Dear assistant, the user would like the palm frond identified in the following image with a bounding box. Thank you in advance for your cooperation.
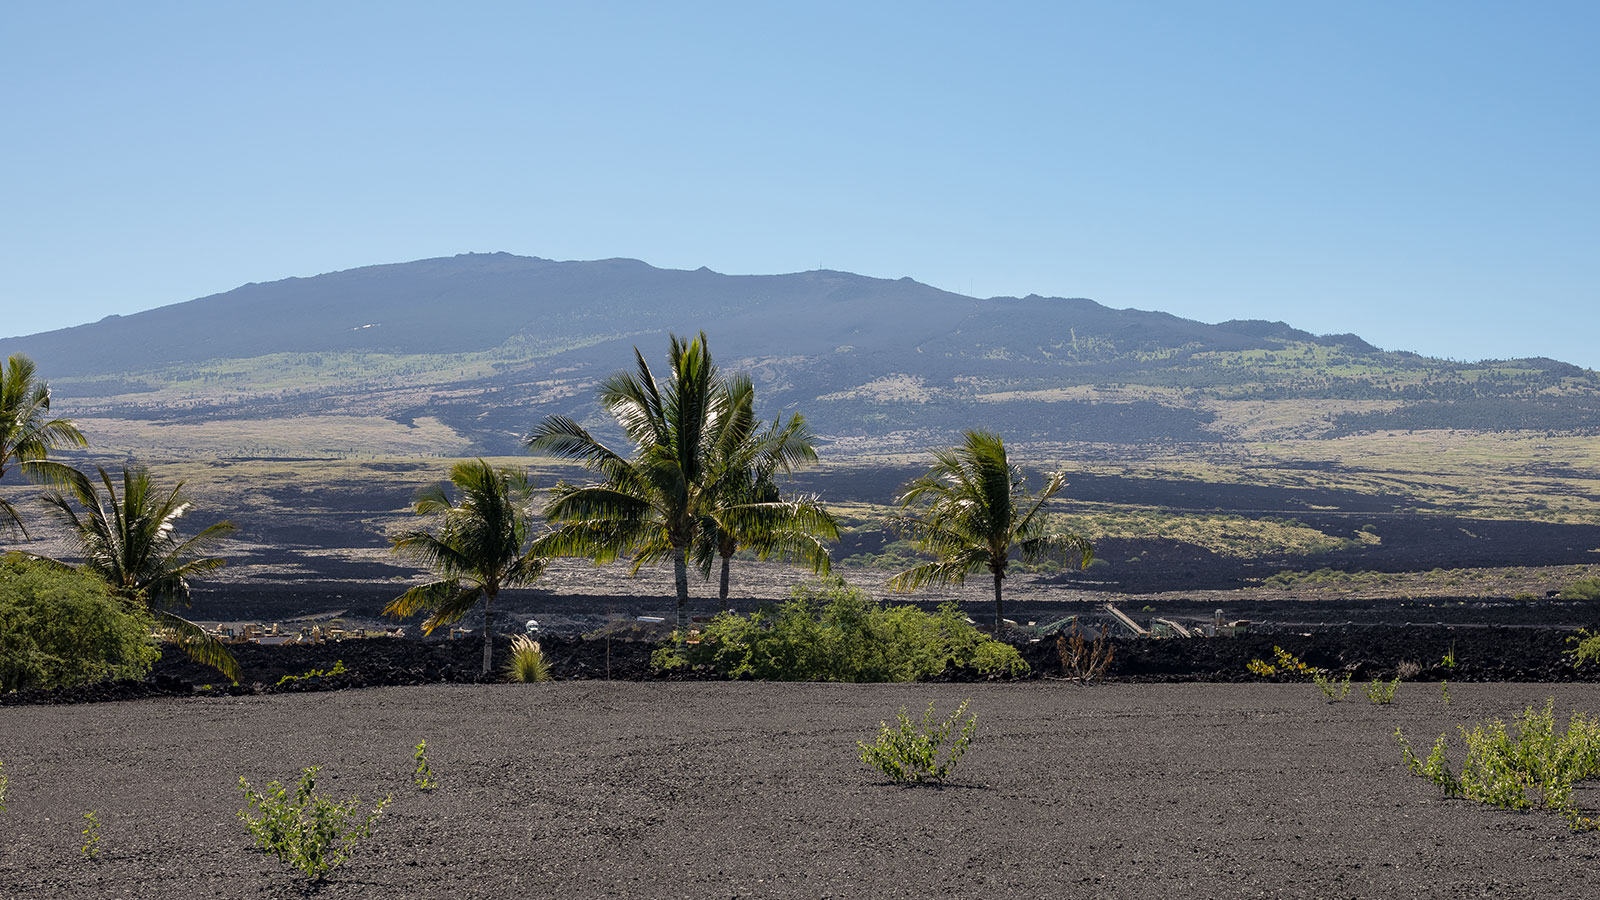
[154,609,241,683]
[887,551,990,592]
[384,579,460,620]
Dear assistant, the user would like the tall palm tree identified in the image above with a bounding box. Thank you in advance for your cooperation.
[527,332,748,630]
[887,430,1093,635]
[1,354,87,540]
[695,375,839,608]
[43,464,239,680]
[384,458,546,675]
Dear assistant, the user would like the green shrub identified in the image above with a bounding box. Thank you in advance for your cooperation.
[1313,670,1353,701]
[275,660,347,687]
[1365,677,1400,705]
[238,767,390,881]
[0,759,8,813]
[412,742,436,791]
[1397,700,1600,830]
[80,811,101,859]
[0,555,160,692]
[504,634,550,683]
[1568,628,1600,668]
[1559,578,1600,601]
[654,578,1028,682]
[859,700,977,783]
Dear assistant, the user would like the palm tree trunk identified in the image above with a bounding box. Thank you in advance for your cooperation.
[719,554,732,611]
[993,572,1005,637]
[482,590,495,676]
[673,548,690,631]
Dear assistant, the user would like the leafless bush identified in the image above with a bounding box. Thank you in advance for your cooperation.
[1057,621,1114,684]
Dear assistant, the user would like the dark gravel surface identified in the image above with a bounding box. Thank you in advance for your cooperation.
[6,683,1600,898]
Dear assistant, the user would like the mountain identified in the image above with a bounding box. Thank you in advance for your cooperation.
[5,252,1598,457]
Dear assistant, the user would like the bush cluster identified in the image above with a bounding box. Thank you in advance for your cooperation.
[0,555,160,693]
[238,766,391,880]
[1397,699,1600,830]
[653,578,1028,682]
[859,700,977,783]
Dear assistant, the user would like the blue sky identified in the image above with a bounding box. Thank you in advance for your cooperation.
[3,2,1596,368]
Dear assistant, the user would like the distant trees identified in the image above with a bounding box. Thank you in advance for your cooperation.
[888,430,1092,634]
[0,354,86,541]
[527,332,838,628]
[43,464,240,681]
[385,459,547,675]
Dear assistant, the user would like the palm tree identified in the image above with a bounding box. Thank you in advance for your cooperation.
[527,332,747,630]
[384,459,546,675]
[1,354,87,540]
[43,464,240,680]
[887,430,1093,635]
[695,375,839,608]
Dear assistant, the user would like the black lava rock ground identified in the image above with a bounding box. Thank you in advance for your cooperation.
[6,683,1600,898]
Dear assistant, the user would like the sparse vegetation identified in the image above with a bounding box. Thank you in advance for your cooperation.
[1057,620,1114,683]
[1560,578,1600,601]
[275,660,348,687]
[504,634,550,683]
[1365,677,1400,704]
[859,700,977,784]
[412,742,437,791]
[1567,628,1600,668]
[80,811,101,859]
[1397,700,1600,830]
[653,577,1027,682]
[1313,670,1353,701]
[238,767,391,881]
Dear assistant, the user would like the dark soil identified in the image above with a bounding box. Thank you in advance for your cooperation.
[6,683,1600,899]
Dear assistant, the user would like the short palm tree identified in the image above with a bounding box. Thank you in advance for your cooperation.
[695,375,839,608]
[43,464,239,680]
[527,332,751,630]
[1,354,87,540]
[385,459,546,675]
[887,430,1093,634]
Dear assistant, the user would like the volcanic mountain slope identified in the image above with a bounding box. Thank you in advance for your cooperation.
[4,252,1598,455]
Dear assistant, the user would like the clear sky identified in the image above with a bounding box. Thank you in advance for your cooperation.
[3,2,1596,368]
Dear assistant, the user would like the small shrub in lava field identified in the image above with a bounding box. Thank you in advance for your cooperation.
[1246,646,1314,678]
[859,700,977,784]
[1559,578,1600,601]
[412,742,437,791]
[238,766,391,881]
[0,759,7,813]
[1313,670,1353,701]
[504,634,550,683]
[657,578,1027,682]
[1365,677,1400,705]
[275,660,348,687]
[1396,660,1422,680]
[80,811,101,859]
[1440,680,1452,705]
[1567,628,1600,669]
[1396,700,1600,830]
[1057,621,1113,683]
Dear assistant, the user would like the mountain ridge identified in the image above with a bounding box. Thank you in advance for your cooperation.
[4,252,1597,455]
